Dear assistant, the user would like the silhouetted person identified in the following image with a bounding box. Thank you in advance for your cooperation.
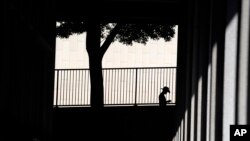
[159,87,171,107]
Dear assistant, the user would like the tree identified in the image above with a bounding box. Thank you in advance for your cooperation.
[56,20,176,108]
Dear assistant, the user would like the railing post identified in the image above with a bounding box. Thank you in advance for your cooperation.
[56,70,59,107]
[134,68,138,106]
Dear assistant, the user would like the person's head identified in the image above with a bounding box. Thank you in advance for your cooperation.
[161,86,170,94]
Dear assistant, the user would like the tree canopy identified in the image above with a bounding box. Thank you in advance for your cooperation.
[56,22,176,46]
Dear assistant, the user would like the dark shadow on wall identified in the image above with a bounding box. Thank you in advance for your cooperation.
[53,107,176,141]
[3,0,55,140]
[172,0,244,141]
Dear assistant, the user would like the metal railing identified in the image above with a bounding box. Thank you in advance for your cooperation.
[54,67,176,107]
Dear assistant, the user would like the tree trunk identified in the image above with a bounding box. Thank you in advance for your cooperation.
[86,20,104,108]
[88,54,104,108]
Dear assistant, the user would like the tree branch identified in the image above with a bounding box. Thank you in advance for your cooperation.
[100,23,123,58]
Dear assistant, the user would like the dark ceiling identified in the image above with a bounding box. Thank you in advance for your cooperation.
[55,0,186,23]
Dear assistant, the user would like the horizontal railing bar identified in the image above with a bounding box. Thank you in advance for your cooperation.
[55,103,176,106]
[55,104,176,108]
[55,68,90,71]
[55,106,91,108]
[104,103,175,106]
[55,105,91,107]
[103,67,177,70]
[55,67,177,71]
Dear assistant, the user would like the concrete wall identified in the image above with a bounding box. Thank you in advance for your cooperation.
[3,0,55,140]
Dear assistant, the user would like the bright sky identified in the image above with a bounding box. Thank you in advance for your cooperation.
[55,26,178,69]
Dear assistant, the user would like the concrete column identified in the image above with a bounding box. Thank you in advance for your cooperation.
[237,0,250,125]
[223,0,239,141]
